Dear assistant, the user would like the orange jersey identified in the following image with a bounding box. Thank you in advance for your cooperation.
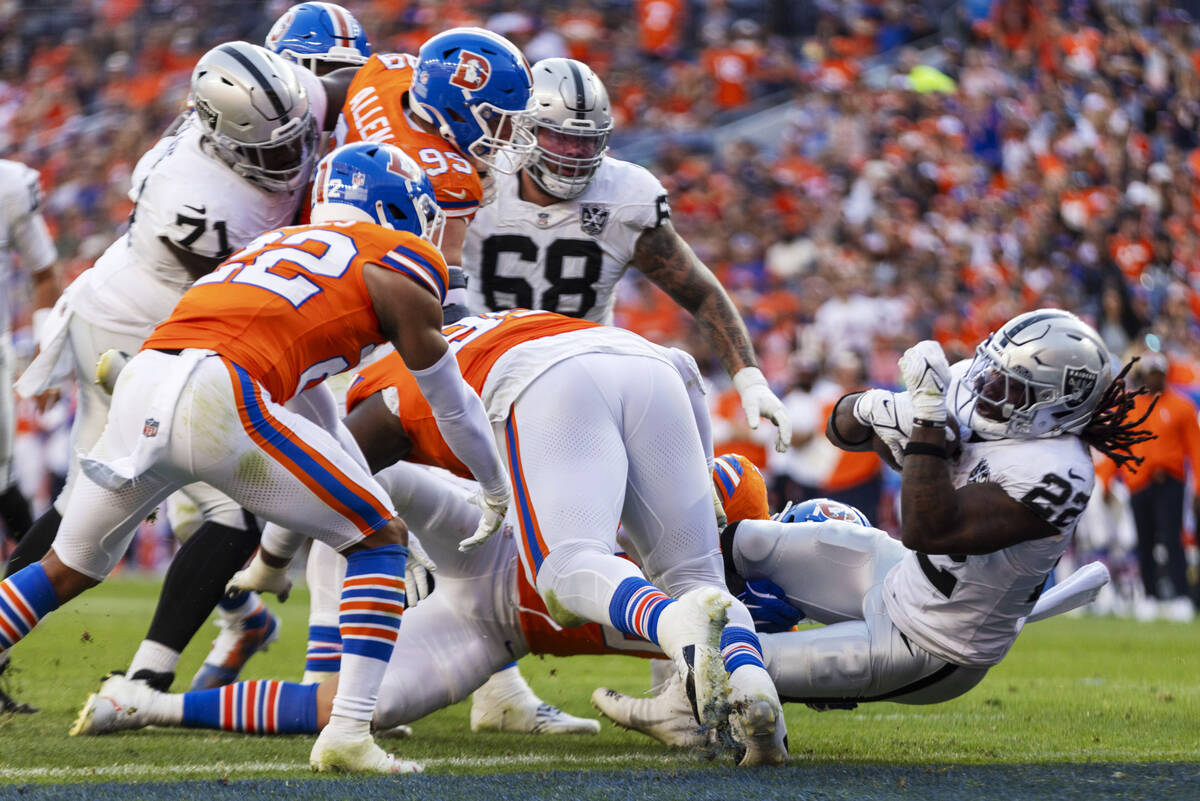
[345,309,599,475]
[341,54,484,220]
[144,221,448,404]
[516,561,663,659]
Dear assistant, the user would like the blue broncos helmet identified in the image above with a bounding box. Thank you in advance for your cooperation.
[265,2,371,74]
[409,27,536,173]
[311,142,445,244]
[778,498,871,527]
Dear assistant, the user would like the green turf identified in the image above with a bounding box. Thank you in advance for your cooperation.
[0,576,1197,788]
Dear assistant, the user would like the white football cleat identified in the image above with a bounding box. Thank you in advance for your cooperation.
[374,724,414,739]
[469,665,600,735]
[655,587,731,729]
[590,671,706,748]
[727,666,788,767]
[469,696,600,735]
[309,727,423,774]
[70,673,162,736]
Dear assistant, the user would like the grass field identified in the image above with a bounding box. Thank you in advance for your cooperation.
[0,576,1198,799]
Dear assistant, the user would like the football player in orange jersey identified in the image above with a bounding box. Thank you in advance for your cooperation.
[337,27,536,270]
[70,452,769,755]
[5,142,511,775]
[223,308,787,765]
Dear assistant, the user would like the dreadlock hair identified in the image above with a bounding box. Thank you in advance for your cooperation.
[1080,358,1158,471]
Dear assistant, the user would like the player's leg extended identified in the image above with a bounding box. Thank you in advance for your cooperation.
[762,585,988,705]
[723,518,906,624]
[1,349,181,662]
[185,358,415,773]
[4,318,144,577]
[615,355,784,765]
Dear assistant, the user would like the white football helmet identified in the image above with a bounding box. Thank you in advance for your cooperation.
[191,42,318,192]
[526,58,613,199]
[950,309,1112,440]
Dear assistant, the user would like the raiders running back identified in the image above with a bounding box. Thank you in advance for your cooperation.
[883,423,1094,666]
[463,157,669,323]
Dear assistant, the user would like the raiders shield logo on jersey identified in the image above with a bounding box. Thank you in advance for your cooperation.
[580,204,609,237]
[1063,367,1097,408]
[968,459,990,483]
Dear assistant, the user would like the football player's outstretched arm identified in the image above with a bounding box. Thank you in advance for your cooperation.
[634,220,791,450]
[365,263,511,547]
[633,220,756,377]
[900,424,1058,555]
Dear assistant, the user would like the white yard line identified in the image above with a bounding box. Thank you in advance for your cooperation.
[0,752,691,782]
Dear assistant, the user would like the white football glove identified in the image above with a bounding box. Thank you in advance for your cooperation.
[404,536,437,608]
[898,340,952,423]
[227,551,292,602]
[458,491,510,553]
[733,367,792,453]
[853,388,959,468]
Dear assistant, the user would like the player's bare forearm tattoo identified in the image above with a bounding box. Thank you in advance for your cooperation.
[634,223,757,377]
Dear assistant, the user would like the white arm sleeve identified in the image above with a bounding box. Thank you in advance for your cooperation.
[410,348,510,500]
[12,212,56,272]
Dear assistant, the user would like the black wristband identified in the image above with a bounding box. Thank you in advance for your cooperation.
[829,393,874,447]
[903,441,947,458]
[911,417,944,428]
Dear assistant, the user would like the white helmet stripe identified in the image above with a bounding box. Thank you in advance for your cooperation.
[319,2,350,39]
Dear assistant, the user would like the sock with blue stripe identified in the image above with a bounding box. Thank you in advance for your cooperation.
[329,544,406,722]
[0,563,60,653]
[304,623,342,677]
[607,576,675,646]
[182,679,319,733]
[720,626,767,673]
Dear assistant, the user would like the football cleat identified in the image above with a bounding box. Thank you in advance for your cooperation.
[590,671,706,748]
[727,667,788,767]
[655,587,731,730]
[374,724,414,739]
[189,602,280,691]
[469,697,600,735]
[0,660,36,715]
[309,727,423,774]
[70,672,161,736]
[129,668,174,693]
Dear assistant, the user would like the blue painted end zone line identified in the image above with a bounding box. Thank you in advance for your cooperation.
[2,764,1197,801]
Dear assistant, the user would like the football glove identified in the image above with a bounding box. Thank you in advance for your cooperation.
[898,340,951,424]
[733,366,792,453]
[738,579,804,634]
[853,388,958,468]
[458,491,510,552]
[227,551,292,602]
[405,537,437,608]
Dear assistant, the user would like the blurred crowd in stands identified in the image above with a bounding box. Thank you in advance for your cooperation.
[3,0,1200,617]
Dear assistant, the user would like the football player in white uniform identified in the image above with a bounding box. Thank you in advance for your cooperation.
[0,159,58,713]
[6,42,355,695]
[462,58,790,452]
[592,309,1155,741]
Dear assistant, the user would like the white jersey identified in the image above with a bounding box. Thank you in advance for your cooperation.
[71,62,326,337]
[462,157,670,324]
[883,430,1094,666]
[0,160,57,338]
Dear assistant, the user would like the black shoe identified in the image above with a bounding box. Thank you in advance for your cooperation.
[0,661,37,714]
[129,668,174,693]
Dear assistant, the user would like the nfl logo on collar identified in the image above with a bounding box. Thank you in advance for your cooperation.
[142,418,160,438]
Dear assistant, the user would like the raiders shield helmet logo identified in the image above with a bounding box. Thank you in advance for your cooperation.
[1063,366,1097,408]
[580,204,609,237]
[450,51,491,91]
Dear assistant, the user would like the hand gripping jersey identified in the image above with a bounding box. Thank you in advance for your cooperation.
[462,157,671,324]
[339,54,484,220]
[0,160,56,338]
[143,220,447,404]
[882,429,1094,667]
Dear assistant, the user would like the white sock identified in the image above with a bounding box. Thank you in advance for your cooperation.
[324,712,371,738]
[128,640,181,676]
